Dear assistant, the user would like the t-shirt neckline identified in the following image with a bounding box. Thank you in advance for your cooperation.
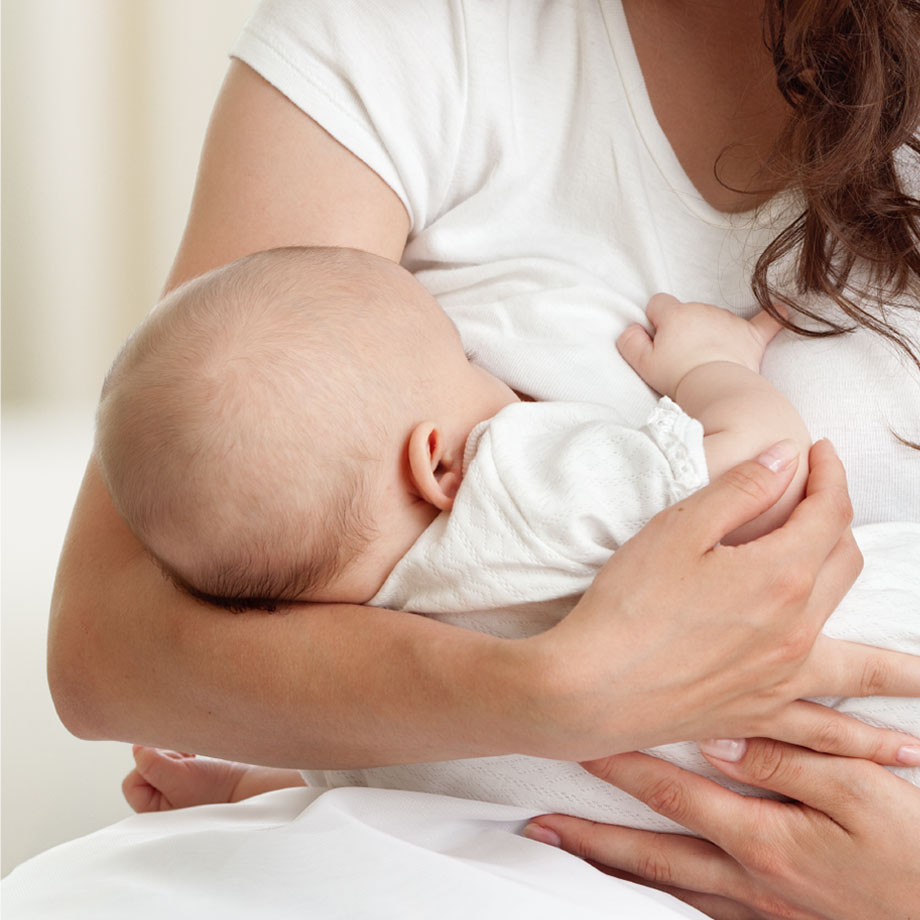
[599,0,770,229]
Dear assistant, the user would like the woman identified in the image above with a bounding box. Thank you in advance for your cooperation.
[46,0,919,916]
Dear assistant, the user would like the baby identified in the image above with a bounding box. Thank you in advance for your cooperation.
[100,245,816,813]
[97,246,807,612]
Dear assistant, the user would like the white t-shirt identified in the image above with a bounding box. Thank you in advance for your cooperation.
[233,0,919,524]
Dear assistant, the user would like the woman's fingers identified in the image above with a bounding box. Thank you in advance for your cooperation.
[576,753,769,855]
[528,747,920,919]
[698,737,905,824]
[757,439,857,577]
[754,439,856,566]
[757,697,920,766]
[663,447,801,550]
[523,810,750,901]
[800,634,920,699]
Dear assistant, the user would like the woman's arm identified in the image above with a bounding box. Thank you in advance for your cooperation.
[162,61,410,284]
[50,61,528,766]
[48,62,920,769]
[524,739,920,919]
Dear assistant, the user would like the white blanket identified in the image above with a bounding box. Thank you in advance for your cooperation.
[4,787,706,919]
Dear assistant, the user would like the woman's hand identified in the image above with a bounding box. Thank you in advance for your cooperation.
[523,739,920,919]
[523,438,920,762]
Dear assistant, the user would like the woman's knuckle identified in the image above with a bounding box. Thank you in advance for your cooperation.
[741,820,797,883]
[746,739,797,787]
[744,837,785,878]
[825,484,855,527]
[778,623,815,662]
[564,822,604,863]
[839,758,879,799]
[812,716,850,753]
[635,843,676,885]
[643,777,691,822]
[859,654,891,696]
[841,533,864,576]
[773,564,812,604]
[755,892,802,919]
[722,466,773,505]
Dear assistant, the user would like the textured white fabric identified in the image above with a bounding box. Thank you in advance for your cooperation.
[371,398,707,614]
[235,0,920,523]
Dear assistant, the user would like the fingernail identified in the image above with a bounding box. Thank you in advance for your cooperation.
[522,823,562,847]
[755,440,798,472]
[698,738,748,762]
[897,745,920,766]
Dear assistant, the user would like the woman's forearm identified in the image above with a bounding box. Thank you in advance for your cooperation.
[50,445,920,769]
[48,458,544,768]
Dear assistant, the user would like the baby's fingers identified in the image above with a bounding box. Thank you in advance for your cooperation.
[616,323,655,379]
[645,292,681,326]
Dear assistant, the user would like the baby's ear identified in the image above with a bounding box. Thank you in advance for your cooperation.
[407,422,460,511]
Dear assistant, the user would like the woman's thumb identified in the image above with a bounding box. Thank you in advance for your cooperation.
[677,440,800,548]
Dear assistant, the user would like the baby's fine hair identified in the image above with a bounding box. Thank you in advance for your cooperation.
[96,247,414,611]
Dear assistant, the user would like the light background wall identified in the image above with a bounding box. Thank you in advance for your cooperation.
[2,0,257,876]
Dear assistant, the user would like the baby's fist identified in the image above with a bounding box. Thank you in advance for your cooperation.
[617,294,782,398]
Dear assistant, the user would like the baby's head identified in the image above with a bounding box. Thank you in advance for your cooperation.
[96,247,515,610]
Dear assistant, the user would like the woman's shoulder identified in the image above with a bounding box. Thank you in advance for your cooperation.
[232,0,472,232]
[237,0,465,57]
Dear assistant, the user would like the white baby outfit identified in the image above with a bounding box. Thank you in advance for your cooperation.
[372,398,707,614]
[232,0,920,831]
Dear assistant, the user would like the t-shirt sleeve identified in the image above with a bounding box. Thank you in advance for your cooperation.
[231,0,468,232]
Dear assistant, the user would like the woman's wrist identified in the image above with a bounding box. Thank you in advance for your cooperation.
[415,626,566,760]
[507,626,636,761]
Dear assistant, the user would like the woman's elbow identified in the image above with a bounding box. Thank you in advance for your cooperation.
[47,582,113,741]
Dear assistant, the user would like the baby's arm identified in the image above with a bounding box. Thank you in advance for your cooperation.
[618,294,811,544]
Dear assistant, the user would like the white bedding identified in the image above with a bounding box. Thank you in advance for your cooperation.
[3,787,707,919]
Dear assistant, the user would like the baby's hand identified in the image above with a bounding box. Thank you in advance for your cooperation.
[617,293,782,398]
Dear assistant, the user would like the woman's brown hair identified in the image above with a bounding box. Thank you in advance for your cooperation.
[753,0,920,379]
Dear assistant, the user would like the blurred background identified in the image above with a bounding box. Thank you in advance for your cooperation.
[2,0,256,876]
